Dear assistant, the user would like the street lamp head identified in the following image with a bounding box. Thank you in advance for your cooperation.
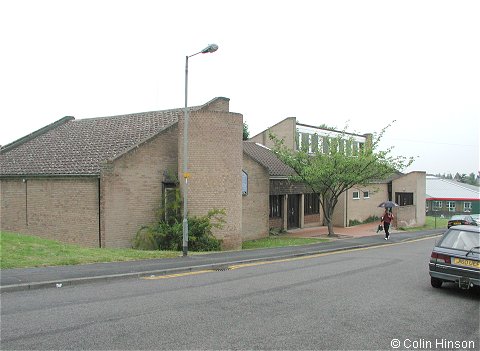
[201,43,219,54]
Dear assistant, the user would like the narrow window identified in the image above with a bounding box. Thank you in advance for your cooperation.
[323,136,330,154]
[338,139,345,154]
[352,142,358,156]
[363,191,369,199]
[359,142,365,154]
[164,186,179,222]
[304,193,320,215]
[345,140,352,156]
[242,170,248,195]
[301,133,310,152]
[269,195,283,218]
[311,134,319,153]
[352,191,360,200]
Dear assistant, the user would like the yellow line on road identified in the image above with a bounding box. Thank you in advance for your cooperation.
[142,269,215,280]
[142,235,440,279]
[231,235,440,269]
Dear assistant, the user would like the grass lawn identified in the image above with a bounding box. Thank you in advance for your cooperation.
[1,217,442,269]
[0,232,180,269]
[397,215,449,232]
[242,236,328,250]
[1,231,329,269]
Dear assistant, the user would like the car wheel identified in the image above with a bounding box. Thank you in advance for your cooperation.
[431,277,443,288]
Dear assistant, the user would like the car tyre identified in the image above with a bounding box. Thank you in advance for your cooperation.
[431,277,443,288]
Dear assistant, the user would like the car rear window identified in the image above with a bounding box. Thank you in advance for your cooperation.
[438,229,480,251]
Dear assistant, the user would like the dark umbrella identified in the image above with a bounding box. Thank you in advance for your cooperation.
[378,201,399,208]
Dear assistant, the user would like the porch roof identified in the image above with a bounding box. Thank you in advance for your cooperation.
[243,142,296,177]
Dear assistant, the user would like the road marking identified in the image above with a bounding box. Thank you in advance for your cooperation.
[142,269,214,280]
[231,235,440,269]
[142,235,440,279]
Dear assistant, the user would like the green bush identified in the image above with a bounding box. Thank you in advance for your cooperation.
[133,209,224,252]
[349,219,362,226]
[349,215,381,227]
[186,210,224,251]
[133,226,159,250]
[269,227,286,236]
[364,215,381,223]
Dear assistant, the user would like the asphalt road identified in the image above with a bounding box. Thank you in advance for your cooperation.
[1,236,479,350]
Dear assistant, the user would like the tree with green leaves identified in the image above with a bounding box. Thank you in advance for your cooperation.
[243,122,250,141]
[270,123,414,236]
[457,172,479,186]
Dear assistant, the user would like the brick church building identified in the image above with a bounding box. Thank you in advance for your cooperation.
[1,97,425,250]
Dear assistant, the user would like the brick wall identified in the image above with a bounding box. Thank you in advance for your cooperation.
[332,191,347,227]
[395,205,417,228]
[0,179,24,229]
[242,154,269,241]
[346,185,389,225]
[101,125,178,248]
[269,217,283,230]
[0,177,99,246]
[201,97,230,112]
[392,171,426,227]
[249,117,297,150]
[304,213,321,226]
[178,110,243,250]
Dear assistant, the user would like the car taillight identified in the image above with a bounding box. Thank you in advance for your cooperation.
[431,252,451,264]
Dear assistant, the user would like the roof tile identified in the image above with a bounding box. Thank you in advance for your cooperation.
[0,107,193,176]
[243,142,296,177]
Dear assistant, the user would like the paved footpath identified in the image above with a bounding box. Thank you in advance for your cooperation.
[0,229,443,293]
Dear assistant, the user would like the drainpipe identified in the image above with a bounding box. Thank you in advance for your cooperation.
[23,178,28,226]
[300,194,305,229]
[98,177,102,248]
[345,189,348,227]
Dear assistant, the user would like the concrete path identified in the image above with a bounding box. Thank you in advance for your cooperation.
[285,222,392,239]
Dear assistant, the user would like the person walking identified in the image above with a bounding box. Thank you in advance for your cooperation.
[381,209,394,240]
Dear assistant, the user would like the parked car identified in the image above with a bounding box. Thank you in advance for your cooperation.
[470,214,480,222]
[447,214,477,228]
[429,225,480,289]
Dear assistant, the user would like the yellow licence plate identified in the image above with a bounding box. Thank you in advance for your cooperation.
[454,257,480,269]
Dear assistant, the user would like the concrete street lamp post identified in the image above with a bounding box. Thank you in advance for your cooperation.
[183,44,218,257]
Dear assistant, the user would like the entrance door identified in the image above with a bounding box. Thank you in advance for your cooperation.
[287,194,299,229]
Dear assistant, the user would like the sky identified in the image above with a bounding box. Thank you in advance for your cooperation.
[1,0,479,176]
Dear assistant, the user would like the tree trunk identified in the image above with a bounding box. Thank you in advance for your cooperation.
[322,193,337,236]
[327,220,335,236]
[322,206,336,236]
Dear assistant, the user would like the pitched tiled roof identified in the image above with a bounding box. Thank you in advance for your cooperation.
[0,105,200,176]
[426,176,480,200]
[243,142,296,177]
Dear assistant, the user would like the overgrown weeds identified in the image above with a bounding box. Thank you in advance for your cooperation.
[133,187,224,251]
